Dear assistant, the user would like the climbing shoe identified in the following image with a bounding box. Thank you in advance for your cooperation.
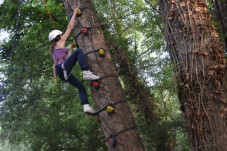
[83,70,100,80]
[83,104,96,116]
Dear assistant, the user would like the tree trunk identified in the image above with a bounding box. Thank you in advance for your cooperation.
[211,0,227,53]
[62,0,145,151]
[159,0,227,151]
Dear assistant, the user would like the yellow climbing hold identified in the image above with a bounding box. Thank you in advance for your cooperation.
[72,40,77,48]
[76,9,82,16]
[98,48,105,57]
[99,48,105,55]
[106,106,114,113]
[58,3,64,9]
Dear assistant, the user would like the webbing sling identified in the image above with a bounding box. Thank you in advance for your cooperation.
[61,63,71,91]
[61,63,68,80]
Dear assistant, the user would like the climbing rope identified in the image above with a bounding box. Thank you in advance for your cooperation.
[43,0,56,29]
[10,0,24,58]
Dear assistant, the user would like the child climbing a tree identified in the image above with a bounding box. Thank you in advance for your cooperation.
[48,8,99,115]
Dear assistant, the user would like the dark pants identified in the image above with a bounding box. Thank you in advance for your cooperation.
[56,48,89,105]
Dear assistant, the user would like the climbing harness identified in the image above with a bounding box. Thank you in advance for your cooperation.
[61,63,68,80]
[61,63,72,91]
[106,126,137,148]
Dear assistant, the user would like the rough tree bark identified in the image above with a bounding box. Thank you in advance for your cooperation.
[159,0,227,151]
[62,0,145,151]
[211,0,227,53]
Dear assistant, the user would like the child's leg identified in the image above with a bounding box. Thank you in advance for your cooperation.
[63,48,100,81]
[55,64,96,114]
[64,48,88,73]
[67,74,89,105]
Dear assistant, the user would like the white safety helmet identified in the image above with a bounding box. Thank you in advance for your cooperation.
[48,30,63,41]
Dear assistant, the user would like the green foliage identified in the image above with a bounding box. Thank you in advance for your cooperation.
[0,140,30,151]
[0,0,106,150]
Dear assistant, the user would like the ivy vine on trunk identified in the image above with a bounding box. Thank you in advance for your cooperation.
[159,0,227,150]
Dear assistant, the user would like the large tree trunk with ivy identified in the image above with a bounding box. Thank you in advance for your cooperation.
[159,0,227,151]
[212,0,227,53]
[62,0,145,151]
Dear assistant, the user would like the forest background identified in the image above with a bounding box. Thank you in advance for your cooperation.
[0,0,225,151]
